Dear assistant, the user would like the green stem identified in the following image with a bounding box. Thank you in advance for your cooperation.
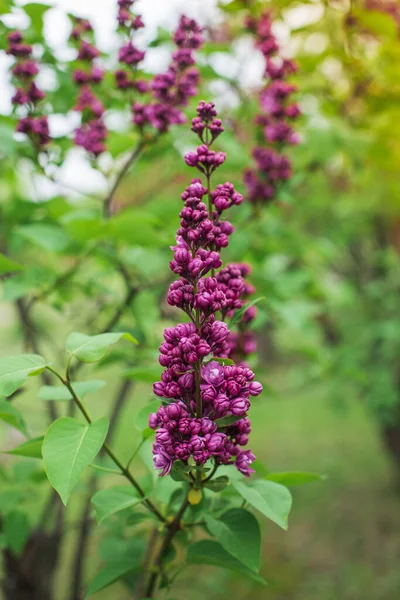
[144,494,190,598]
[45,366,166,524]
[89,463,122,475]
[103,137,146,218]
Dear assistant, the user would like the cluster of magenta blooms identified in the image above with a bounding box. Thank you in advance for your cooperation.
[7,2,203,157]
[70,18,107,156]
[6,30,49,147]
[70,1,204,155]
[244,11,300,205]
[150,101,262,478]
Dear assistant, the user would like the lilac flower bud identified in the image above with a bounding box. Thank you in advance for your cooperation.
[78,41,100,61]
[153,443,173,476]
[235,449,256,477]
[149,413,159,429]
[12,60,39,78]
[200,418,217,435]
[205,432,227,453]
[156,428,171,443]
[249,381,263,396]
[8,31,23,44]
[166,403,182,419]
[27,82,45,103]
[175,442,191,460]
[119,42,145,66]
[231,397,250,416]
[214,393,230,414]
[184,150,199,167]
[178,371,194,389]
[202,361,224,386]
[12,88,29,105]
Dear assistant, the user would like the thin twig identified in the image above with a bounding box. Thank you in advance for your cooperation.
[144,495,190,598]
[69,379,134,600]
[14,298,58,421]
[47,366,165,523]
[103,139,146,218]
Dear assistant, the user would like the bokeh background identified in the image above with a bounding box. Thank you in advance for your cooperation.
[1,0,400,599]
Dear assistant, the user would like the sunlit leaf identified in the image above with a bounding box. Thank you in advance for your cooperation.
[65,332,137,363]
[0,354,48,396]
[43,417,109,505]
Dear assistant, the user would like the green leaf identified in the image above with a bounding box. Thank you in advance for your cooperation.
[0,0,12,16]
[39,380,106,401]
[109,209,163,247]
[135,400,160,432]
[265,471,324,486]
[0,253,24,275]
[187,540,267,585]
[65,332,137,363]
[124,365,161,383]
[231,479,292,530]
[0,354,49,396]
[42,417,109,505]
[170,461,192,483]
[203,475,229,493]
[85,560,138,598]
[0,399,27,435]
[220,0,248,13]
[209,356,235,366]
[3,511,30,555]
[215,415,244,428]
[229,297,266,327]
[355,8,398,38]
[23,3,51,35]
[91,486,144,523]
[17,224,69,253]
[4,436,43,458]
[205,508,261,572]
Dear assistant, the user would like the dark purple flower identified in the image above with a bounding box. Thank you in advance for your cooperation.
[153,443,173,476]
[235,449,256,477]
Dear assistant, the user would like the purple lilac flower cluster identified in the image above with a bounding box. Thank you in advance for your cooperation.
[244,11,301,205]
[7,30,49,146]
[115,0,147,92]
[150,101,262,478]
[132,15,204,133]
[225,263,258,365]
[70,18,107,156]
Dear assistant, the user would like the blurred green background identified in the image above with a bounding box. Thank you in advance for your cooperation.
[1,0,400,598]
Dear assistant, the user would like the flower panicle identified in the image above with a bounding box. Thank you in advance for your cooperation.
[244,11,301,206]
[150,101,262,479]
[70,17,107,157]
[132,15,204,134]
[7,30,50,147]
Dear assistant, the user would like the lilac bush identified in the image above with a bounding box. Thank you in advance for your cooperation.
[0,5,302,598]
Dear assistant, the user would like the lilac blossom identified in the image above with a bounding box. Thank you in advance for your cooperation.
[132,15,204,133]
[244,11,301,206]
[7,30,49,146]
[150,102,262,479]
[70,17,107,156]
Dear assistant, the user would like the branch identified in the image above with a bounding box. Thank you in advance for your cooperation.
[47,366,165,523]
[144,495,190,598]
[14,298,58,421]
[103,138,146,218]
